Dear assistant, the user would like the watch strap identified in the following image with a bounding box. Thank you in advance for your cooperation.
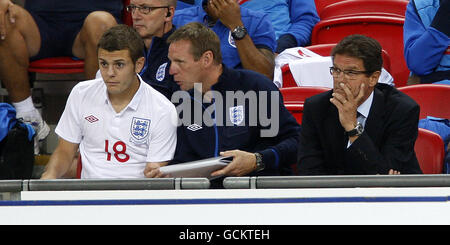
[254,152,264,172]
[346,122,363,137]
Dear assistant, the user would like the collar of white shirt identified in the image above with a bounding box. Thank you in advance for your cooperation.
[356,90,374,124]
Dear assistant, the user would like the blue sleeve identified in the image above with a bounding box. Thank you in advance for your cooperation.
[172,7,202,29]
[277,0,320,50]
[403,0,450,75]
[176,1,196,10]
[244,11,277,52]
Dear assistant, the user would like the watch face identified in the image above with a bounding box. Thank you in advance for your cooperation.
[234,31,244,39]
[356,124,364,134]
[232,26,247,40]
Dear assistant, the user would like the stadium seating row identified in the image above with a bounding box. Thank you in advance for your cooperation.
[31,0,410,87]
[279,0,410,88]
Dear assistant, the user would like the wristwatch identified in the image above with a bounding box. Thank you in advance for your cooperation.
[254,152,265,172]
[231,26,248,40]
[346,121,364,137]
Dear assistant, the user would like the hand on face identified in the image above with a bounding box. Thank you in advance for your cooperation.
[205,0,243,30]
[330,82,366,131]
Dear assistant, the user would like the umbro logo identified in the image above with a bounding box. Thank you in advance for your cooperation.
[85,115,99,123]
[187,123,202,131]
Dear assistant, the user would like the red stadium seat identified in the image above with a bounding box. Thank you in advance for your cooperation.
[311,15,408,87]
[304,43,392,73]
[280,86,331,124]
[319,0,408,20]
[304,43,337,56]
[28,57,85,74]
[314,0,345,16]
[415,128,445,174]
[28,0,132,76]
[398,84,450,119]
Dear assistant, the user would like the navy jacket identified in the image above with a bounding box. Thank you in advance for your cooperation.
[170,66,301,176]
[139,27,180,100]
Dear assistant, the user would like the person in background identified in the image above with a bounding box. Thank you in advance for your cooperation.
[403,0,450,85]
[240,0,320,54]
[128,0,180,99]
[0,0,121,153]
[298,34,423,175]
[172,0,276,79]
[404,0,450,174]
[41,25,177,179]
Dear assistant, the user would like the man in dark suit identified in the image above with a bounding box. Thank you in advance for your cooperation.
[297,34,423,175]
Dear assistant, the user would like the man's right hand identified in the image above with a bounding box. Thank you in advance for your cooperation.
[0,0,17,40]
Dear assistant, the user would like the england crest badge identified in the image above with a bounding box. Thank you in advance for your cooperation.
[156,62,168,82]
[130,117,151,143]
[229,105,244,125]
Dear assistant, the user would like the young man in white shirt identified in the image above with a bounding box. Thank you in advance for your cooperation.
[41,25,177,179]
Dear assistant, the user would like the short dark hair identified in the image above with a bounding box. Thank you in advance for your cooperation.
[167,22,222,64]
[97,24,144,63]
[331,34,383,75]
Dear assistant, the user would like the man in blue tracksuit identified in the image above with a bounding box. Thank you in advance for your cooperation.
[176,0,320,54]
[172,0,277,79]
[403,0,450,84]
[166,23,300,185]
[240,0,320,54]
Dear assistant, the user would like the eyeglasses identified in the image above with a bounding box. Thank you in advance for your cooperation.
[126,4,169,15]
[329,67,372,79]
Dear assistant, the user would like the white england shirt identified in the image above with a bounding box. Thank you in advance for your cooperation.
[55,74,178,178]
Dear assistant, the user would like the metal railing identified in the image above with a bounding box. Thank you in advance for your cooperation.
[3,175,450,193]
[223,175,450,189]
[0,178,210,192]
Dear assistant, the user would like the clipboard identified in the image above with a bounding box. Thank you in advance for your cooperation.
[160,156,233,178]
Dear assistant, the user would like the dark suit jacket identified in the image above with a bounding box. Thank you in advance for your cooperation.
[297,83,423,175]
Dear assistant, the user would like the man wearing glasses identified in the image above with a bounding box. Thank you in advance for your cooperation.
[126,0,180,99]
[297,34,423,175]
